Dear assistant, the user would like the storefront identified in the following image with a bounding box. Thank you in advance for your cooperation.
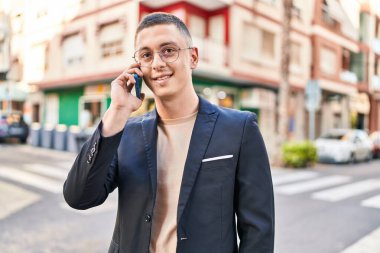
[349,92,370,130]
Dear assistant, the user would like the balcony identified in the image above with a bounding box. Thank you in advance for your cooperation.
[340,70,358,84]
[141,0,232,10]
[373,75,380,90]
[193,36,229,69]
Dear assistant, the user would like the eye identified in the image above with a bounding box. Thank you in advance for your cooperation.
[139,51,152,59]
[161,47,177,56]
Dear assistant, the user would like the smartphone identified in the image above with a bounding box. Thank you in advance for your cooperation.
[133,73,142,99]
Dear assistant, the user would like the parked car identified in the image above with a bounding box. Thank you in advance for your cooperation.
[370,131,380,158]
[0,111,29,143]
[315,128,373,163]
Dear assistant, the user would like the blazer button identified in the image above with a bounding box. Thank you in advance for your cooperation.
[144,214,152,223]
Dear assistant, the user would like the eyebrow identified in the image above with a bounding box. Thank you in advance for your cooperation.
[136,41,180,51]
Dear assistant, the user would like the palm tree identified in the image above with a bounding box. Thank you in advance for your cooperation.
[276,0,293,165]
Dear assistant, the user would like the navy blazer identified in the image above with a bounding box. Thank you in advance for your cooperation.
[63,96,275,253]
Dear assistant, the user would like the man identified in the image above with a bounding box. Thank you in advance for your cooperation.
[64,12,274,253]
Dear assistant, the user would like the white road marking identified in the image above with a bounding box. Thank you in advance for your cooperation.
[272,171,319,186]
[0,181,41,220]
[312,179,380,202]
[0,166,63,194]
[275,175,351,195]
[23,163,68,180]
[361,194,380,209]
[340,227,380,253]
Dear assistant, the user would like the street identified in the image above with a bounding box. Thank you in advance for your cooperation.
[1,144,380,253]
[275,160,380,253]
[0,143,117,253]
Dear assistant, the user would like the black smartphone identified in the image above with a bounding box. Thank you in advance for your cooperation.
[133,74,142,99]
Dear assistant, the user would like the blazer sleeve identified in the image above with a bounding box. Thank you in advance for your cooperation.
[63,123,123,210]
[235,113,275,252]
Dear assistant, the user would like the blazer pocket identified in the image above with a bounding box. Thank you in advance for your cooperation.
[108,240,119,253]
[201,156,233,170]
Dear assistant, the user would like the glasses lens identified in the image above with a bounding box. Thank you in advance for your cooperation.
[159,46,179,63]
[135,50,153,66]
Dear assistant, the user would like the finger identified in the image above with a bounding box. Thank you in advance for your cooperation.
[125,67,143,77]
[134,68,143,77]
[125,74,136,92]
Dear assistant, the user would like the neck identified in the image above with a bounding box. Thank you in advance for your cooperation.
[155,90,199,119]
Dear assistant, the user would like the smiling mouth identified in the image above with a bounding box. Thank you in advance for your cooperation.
[153,74,172,81]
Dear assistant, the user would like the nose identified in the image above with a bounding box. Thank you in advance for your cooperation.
[151,52,166,69]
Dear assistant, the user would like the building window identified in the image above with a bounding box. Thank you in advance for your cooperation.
[320,47,336,76]
[262,30,275,60]
[30,43,47,79]
[62,33,84,66]
[321,0,339,29]
[79,96,106,129]
[341,48,362,83]
[292,0,303,20]
[341,48,350,71]
[241,24,276,64]
[189,14,206,39]
[359,12,370,43]
[290,42,302,72]
[12,12,23,33]
[99,22,124,58]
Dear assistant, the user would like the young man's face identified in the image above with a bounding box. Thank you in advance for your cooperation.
[134,24,198,100]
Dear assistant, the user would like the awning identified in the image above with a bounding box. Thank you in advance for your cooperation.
[0,82,28,101]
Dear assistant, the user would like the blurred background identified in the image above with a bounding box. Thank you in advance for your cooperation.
[1,0,380,252]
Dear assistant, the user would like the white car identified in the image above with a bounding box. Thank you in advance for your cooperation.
[315,129,373,163]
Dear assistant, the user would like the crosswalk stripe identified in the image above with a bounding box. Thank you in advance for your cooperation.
[272,171,319,186]
[312,179,380,202]
[339,227,380,253]
[0,181,41,220]
[23,163,68,180]
[361,194,380,209]
[0,166,62,194]
[270,169,290,176]
[275,175,351,195]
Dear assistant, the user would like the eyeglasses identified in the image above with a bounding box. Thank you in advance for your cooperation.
[133,45,193,67]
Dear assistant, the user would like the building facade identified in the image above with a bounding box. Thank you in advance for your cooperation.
[3,0,380,160]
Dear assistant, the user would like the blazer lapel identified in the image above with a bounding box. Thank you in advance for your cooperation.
[177,97,219,223]
[141,110,158,200]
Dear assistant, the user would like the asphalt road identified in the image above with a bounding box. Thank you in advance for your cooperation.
[1,143,380,253]
[275,159,380,253]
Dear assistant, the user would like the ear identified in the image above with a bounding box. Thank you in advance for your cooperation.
[190,47,198,69]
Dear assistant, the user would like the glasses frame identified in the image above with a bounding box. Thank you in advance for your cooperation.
[133,46,193,67]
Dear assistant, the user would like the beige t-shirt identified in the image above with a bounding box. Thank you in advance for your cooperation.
[149,111,198,253]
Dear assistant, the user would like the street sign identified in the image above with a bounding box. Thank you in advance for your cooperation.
[305,80,321,112]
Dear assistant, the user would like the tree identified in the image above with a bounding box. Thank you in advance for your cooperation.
[275,0,293,165]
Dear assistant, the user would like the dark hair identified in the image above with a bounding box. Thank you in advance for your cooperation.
[135,12,193,47]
